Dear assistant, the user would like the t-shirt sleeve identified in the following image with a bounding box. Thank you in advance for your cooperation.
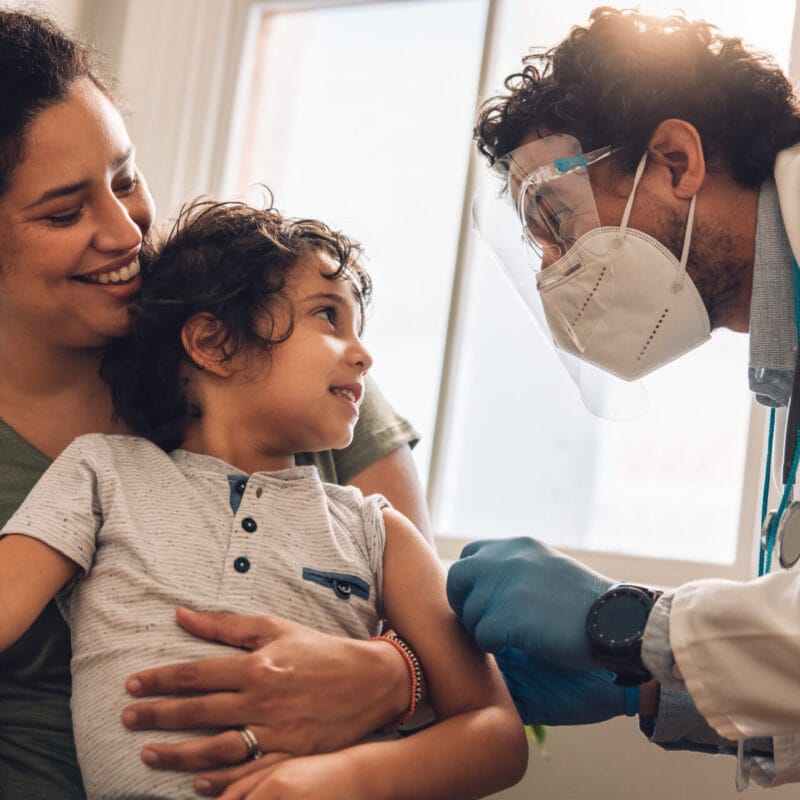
[332,376,419,484]
[0,435,102,574]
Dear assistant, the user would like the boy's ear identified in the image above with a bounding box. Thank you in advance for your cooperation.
[647,119,706,199]
[181,313,234,378]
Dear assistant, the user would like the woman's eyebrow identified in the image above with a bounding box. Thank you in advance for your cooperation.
[23,147,134,211]
[23,180,89,210]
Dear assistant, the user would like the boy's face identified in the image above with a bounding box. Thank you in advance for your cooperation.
[232,251,373,456]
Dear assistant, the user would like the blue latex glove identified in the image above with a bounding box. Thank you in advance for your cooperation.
[447,536,614,670]
[496,647,639,725]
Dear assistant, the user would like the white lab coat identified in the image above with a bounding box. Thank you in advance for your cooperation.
[670,143,800,787]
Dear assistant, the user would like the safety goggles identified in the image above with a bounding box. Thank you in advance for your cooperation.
[472,134,647,420]
[497,137,618,263]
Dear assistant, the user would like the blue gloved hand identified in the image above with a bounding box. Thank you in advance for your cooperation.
[446,536,613,669]
[496,646,639,725]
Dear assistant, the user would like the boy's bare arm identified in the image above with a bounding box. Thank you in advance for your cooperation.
[349,506,528,799]
[0,533,78,651]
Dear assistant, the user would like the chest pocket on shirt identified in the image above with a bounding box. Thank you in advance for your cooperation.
[302,568,371,601]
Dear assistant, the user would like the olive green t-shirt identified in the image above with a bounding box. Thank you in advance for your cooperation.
[0,375,417,799]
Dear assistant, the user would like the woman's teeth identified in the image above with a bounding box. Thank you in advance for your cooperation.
[82,259,141,284]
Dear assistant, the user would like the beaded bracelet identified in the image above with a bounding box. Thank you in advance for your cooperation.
[370,633,424,728]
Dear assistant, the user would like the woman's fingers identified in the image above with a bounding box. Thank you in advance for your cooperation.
[139,727,252,771]
[194,753,292,796]
[173,608,284,651]
[126,657,244,698]
[122,691,249,731]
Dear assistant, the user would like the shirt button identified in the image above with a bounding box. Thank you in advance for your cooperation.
[334,581,352,600]
[241,517,257,533]
[235,479,248,495]
[234,557,250,573]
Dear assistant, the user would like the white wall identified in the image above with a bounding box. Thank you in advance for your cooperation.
[1,0,83,26]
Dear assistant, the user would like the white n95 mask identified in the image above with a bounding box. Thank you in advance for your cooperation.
[537,151,710,380]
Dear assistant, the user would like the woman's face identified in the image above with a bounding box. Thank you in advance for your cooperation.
[0,78,155,350]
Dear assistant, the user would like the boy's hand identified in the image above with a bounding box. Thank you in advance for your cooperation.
[216,752,361,800]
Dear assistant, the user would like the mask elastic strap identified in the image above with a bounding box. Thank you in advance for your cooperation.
[673,194,697,291]
[618,152,649,236]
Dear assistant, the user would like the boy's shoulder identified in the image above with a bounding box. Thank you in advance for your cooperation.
[319,478,390,522]
[65,433,167,465]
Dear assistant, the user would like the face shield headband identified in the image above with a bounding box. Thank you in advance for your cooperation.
[472,134,711,419]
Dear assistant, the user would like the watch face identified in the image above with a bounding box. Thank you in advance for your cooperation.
[590,590,650,645]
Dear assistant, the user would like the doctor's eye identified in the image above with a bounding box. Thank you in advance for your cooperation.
[535,193,564,240]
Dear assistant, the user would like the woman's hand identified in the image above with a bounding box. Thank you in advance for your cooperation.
[122,608,408,773]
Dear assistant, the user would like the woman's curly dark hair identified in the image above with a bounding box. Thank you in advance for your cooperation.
[101,197,371,452]
[476,6,800,186]
[0,9,109,196]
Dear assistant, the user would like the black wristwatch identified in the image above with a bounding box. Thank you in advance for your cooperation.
[586,583,663,686]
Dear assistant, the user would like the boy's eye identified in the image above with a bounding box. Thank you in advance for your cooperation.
[316,305,337,325]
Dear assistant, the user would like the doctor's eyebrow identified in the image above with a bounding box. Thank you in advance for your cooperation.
[23,147,135,210]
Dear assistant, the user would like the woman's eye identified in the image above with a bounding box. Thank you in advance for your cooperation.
[45,210,82,226]
[114,174,139,195]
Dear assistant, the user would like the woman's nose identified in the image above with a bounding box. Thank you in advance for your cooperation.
[93,184,154,253]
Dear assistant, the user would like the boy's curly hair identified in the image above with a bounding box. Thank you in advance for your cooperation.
[476,6,800,186]
[102,198,370,452]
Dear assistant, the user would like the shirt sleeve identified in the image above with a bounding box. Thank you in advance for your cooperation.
[0,435,102,574]
[639,585,800,788]
[669,572,800,740]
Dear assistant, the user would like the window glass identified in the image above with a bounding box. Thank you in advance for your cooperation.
[235,0,488,486]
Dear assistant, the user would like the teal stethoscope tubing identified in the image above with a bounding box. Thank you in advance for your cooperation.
[758,260,800,576]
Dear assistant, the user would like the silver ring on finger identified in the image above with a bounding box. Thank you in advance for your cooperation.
[239,726,263,761]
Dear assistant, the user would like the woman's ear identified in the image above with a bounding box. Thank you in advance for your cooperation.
[181,313,234,378]
[647,119,706,199]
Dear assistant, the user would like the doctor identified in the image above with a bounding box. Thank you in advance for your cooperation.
[447,7,800,788]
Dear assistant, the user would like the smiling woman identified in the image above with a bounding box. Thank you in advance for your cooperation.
[0,79,153,349]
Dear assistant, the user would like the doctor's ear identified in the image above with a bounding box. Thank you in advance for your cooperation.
[647,119,706,199]
[181,313,235,377]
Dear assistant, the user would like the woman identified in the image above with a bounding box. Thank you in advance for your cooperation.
[0,10,430,799]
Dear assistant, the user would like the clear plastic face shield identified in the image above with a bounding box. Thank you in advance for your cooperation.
[473,134,649,419]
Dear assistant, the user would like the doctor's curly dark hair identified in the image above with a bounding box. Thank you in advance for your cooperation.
[476,6,800,187]
[101,197,370,452]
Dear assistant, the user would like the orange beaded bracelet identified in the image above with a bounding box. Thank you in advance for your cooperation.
[370,633,423,728]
